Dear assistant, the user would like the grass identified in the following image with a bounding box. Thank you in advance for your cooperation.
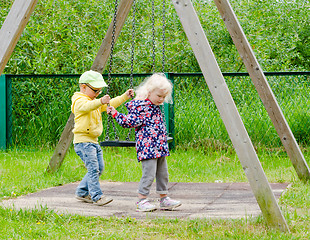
[1,208,308,239]
[0,147,309,239]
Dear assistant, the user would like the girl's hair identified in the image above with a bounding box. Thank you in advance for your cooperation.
[135,73,173,103]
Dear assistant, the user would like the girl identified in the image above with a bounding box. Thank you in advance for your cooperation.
[107,73,181,212]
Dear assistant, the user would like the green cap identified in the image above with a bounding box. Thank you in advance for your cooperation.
[79,70,108,88]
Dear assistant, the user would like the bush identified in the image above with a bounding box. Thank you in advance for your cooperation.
[1,0,309,74]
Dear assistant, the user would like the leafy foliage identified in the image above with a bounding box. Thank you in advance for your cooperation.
[0,0,309,74]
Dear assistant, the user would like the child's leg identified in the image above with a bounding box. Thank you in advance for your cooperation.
[96,146,104,176]
[155,157,181,210]
[74,143,89,197]
[138,159,157,199]
[74,142,103,202]
[136,159,158,212]
[155,156,169,197]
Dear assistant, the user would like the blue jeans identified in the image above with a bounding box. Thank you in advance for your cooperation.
[74,142,104,202]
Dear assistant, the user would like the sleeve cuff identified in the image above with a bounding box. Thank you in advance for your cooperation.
[112,111,118,118]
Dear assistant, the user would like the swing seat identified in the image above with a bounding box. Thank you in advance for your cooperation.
[100,137,173,147]
[100,140,136,147]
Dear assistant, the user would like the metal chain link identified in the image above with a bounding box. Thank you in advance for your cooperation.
[151,0,156,72]
[162,0,166,73]
[126,0,136,141]
[161,0,168,131]
[107,0,119,91]
[105,0,120,141]
[105,115,112,141]
[129,0,136,83]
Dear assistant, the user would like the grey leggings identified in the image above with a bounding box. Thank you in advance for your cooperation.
[138,156,169,196]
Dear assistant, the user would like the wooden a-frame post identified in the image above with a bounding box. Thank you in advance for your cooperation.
[0,0,38,75]
[172,0,289,232]
[46,0,134,172]
[48,0,291,231]
[213,0,310,182]
[0,0,296,231]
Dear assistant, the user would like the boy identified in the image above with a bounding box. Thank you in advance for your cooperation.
[72,70,133,206]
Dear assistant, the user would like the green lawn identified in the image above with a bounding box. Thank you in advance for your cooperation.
[0,147,309,239]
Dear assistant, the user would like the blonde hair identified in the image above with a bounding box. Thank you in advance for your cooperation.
[135,73,173,103]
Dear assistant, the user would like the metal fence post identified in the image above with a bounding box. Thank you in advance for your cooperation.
[0,74,5,149]
[165,72,175,150]
[0,74,11,149]
[6,75,12,148]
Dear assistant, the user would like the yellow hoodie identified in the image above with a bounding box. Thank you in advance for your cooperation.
[71,92,129,144]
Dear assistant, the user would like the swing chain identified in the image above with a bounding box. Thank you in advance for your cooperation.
[105,117,111,141]
[107,0,119,91]
[162,0,166,73]
[161,0,168,131]
[151,0,156,72]
[106,115,120,142]
[105,0,120,142]
[126,0,136,142]
[130,0,136,83]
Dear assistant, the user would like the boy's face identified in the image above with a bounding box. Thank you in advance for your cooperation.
[81,84,102,99]
[148,88,167,105]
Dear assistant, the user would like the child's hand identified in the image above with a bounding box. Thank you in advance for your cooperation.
[100,95,110,105]
[107,106,117,116]
[126,89,134,98]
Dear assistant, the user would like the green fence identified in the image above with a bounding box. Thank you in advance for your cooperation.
[1,72,309,150]
[0,75,11,149]
[169,72,310,149]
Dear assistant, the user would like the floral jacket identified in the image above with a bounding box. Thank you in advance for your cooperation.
[113,99,169,161]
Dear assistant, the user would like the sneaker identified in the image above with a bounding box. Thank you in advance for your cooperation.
[76,195,93,203]
[93,196,113,206]
[136,199,157,212]
[160,197,181,210]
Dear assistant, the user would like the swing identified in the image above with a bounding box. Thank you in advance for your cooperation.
[100,0,172,147]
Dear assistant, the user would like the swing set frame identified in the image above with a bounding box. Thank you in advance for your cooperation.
[1,0,310,233]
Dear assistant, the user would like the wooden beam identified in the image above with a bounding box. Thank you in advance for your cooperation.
[213,0,310,182]
[46,0,134,172]
[172,0,289,232]
[0,0,37,75]
[46,113,75,172]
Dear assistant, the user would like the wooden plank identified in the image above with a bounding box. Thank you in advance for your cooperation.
[46,113,74,172]
[213,0,310,182]
[172,0,289,232]
[0,0,37,75]
[47,0,134,172]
